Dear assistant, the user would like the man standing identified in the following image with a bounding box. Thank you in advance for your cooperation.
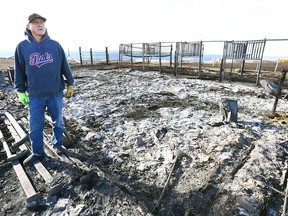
[14,13,74,165]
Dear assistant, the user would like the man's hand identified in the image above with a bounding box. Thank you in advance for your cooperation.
[65,85,74,98]
[18,92,29,105]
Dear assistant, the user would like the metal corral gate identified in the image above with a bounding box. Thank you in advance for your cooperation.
[175,41,204,76]
[220,39,266,85]
[119,42,173,72]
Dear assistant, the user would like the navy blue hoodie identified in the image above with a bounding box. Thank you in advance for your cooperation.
[14,29,74,97]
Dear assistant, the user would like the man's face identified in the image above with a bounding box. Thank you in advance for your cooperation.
[27,18,46,37]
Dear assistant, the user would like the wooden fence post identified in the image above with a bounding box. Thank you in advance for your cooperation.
[159,42,162,73]
[142,43,145,71]
[90,48,93,65]
[174,50,178,76]
[198,41,203,78]
[118,44,122,68]
[170,45,173,68]
[130,43,133,70]
[105,47,109,64]
[79,46,83,66]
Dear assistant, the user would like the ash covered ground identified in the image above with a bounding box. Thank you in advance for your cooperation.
[1,65,288,216]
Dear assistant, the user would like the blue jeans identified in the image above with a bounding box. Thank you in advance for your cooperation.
[28,92,63,156]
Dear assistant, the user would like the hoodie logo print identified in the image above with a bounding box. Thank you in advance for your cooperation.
[29,52,54,68]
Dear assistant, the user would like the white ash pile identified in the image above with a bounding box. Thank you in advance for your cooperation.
[1,67,288,215]
[61,68,288,215]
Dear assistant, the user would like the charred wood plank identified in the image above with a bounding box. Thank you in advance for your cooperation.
[0,129,41,202]
[6,113,54,183]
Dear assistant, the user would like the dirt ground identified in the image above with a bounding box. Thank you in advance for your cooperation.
[1,58,288,216]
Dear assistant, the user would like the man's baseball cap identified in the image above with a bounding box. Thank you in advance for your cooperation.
[28,13,46,23]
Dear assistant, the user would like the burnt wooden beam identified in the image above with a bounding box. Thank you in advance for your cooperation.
[0,129,41,202]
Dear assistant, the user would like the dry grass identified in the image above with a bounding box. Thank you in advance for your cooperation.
[0,58,14,71]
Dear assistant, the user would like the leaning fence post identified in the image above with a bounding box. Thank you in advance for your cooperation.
[219,58,224,81]
[272,69,287,116]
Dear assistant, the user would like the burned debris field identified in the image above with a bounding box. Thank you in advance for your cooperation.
[1,59,288,216]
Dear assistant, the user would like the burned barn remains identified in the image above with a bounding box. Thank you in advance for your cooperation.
[1,38,288,215]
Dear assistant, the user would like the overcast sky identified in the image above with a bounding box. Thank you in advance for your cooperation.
[1,0,288,57]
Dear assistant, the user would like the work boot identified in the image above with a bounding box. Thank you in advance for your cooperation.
[23,154,45,166]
